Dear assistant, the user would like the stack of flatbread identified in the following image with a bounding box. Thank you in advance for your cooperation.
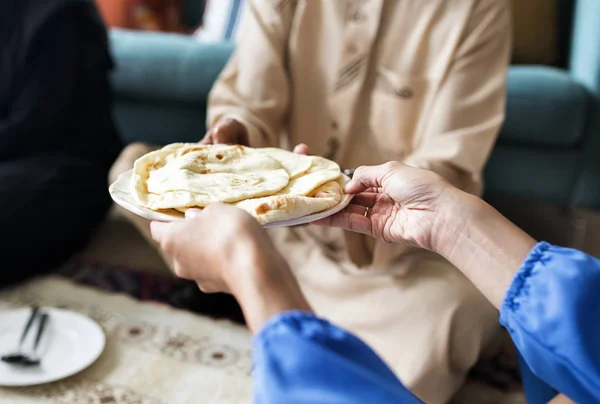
[130,143,346,224]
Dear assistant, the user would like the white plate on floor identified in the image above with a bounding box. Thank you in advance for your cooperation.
[109,169,354,227]
[0,307,105,387]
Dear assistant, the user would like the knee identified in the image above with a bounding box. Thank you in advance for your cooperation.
[445,285,501,372]
[108,142,157,185]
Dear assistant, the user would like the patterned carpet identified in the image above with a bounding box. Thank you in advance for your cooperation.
[59,257,525,403]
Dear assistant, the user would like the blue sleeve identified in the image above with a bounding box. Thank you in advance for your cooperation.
[253,311,422,404]
[500,242,600,403]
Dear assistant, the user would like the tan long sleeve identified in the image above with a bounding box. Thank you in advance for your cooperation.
[207,1,295,148]
[369,0,512,270]
[402,0,512,195]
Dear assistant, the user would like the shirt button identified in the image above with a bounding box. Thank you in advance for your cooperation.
[349,12,363,22]
[397,86,414,99]
[346,43,358,56]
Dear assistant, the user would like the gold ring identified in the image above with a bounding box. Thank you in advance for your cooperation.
[364,207,370,217]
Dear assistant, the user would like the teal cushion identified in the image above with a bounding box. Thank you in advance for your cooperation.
[484,145,579,204]
[113,100,207,146]
[501,66,590,147]
[108,29,233,104]
[569,0,600,96]
[182,0,206,29]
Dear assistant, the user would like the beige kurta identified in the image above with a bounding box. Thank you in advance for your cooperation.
[208,1,512,402]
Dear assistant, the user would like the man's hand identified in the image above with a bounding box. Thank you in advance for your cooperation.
[200,118,250,146]
[150,204,312,332]
[293,143,309,155]
[151,205,274,293]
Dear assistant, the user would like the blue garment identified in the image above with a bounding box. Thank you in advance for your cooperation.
[253,312,421,403]
[252,242,600,403]
[500,242,600,403]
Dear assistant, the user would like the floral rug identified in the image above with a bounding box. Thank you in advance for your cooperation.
[0,258,526,403]
[0,274,253,404]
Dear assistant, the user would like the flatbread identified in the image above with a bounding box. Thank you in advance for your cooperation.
[257,148,313,179]
[131,143,290,210]
[130,143,345,224]
[234,179,343,224]
[278,155,341,196]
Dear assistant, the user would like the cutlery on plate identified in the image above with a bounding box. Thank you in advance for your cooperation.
[1,306,39,364]
[1,307,49,366]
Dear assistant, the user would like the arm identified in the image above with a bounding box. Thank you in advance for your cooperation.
[549,395,575,404]
[151,205,422,403]
[231,245,421,403]
[206,0,294,148]
[434,188,600,403]
[404,0,511,193]
[253,311,421,404]
[368,1,511,268]
[433,189,536,309]
[0,8,79,161]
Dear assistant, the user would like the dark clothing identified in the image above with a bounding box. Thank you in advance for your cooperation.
[0,0,122,287]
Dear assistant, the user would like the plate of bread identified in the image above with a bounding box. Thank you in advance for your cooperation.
[109,143,352,227]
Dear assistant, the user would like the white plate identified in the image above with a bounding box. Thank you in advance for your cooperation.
[109,169,354,228]
[0,308,105,387]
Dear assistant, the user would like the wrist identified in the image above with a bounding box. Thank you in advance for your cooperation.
[226,243,312,333]
[431,187,485,259]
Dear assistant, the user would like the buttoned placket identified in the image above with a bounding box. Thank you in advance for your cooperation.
[325,0,384,163]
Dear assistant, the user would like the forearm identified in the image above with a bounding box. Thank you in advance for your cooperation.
[433,188,536,308]
[228,249,312,334]
[549,394,575,404]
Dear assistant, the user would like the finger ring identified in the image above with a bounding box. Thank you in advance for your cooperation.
[364,207,370,217]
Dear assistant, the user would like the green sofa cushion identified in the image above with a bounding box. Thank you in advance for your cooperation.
[113,100,207,146]
[108,29,233,104]
[500,66,590,147]
[484,146,579,203]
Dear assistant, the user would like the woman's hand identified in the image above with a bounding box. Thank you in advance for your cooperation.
[200,118,250,146]
[150,204,311,332]
[318,161,537,308]
[315,162,453,251]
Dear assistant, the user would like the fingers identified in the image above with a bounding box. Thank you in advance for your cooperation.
[293,143,310,155]
[185,208,204,219]
[150,220,173,244]
[150,219,189,250]
[201,118,247,145]
[351,193,379,208]
[199,128,214,145]
[213,118,249,145]
[212,122,234,144]
[313,211,372,236]
[345,165,388,194]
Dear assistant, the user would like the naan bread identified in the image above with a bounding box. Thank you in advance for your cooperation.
[257,148,313,179]
[234,179,344,224]
[130,143,345,224]
[278,155,341,196]
[131,143,290,210]
[258,148,341,197]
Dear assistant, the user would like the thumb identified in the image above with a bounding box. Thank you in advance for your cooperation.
[185,208,204,219]
[150,220,173,244]
[293,143,310,155]
[345,165,387,194]
[212,119,239,144]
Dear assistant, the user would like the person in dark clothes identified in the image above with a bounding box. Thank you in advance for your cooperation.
[0,0,122,287]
